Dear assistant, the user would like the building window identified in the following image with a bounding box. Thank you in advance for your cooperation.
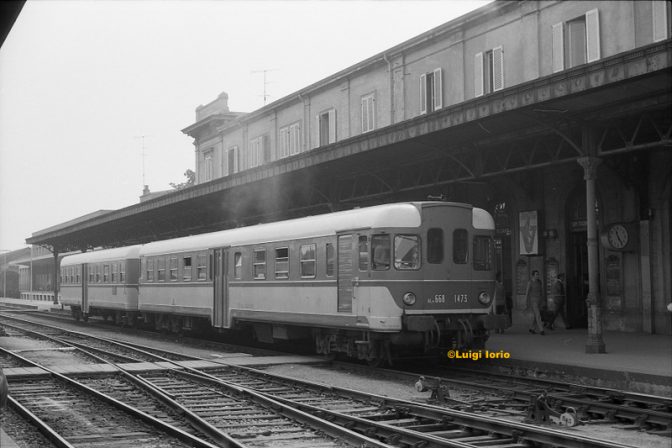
[275,247,289,279]
[371,234,390,271]
[249,135,270,168]
[317,109,336,147]
[326,243,335,277]
[226,146,240,176]
[394,235,421,270]
[420,68,443,113]
[279,122,301,158]
[253,249,266,279]
[361,93,376,133]
[453,229,468,264]
[196,254,207,280]
[475,47,503,97]
[234,252,242,279]
[300,244,316,278]
[427,228,444,264]
[653,1,669,42]
[183,256,192,281]
[203,149,214,182]
[552,9,600,73]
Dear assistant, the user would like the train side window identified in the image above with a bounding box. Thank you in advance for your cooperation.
[371,234,390,271]
[196,254,207,280]
[453,229,468,264]
[146,258,154,282]
[253,249,266,280]
[183,256,192,281]
[112,263,118,283]
[473,236,493,271]
[300,244,316,278]
[119,262,125,282]
[394,235,421,270]
[103,264,110,283]
[96,264,101,283]
[275,247,289,279]
[233,252,242,279]
[89,267,94,283]
[427,228,444,263]
[326,243,335,277]
[157,257,166,281]
[169,256,178,281]
[76,266,81,284]
[358,236,369,271]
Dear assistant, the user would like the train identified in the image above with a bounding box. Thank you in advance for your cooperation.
[60,201,506,365]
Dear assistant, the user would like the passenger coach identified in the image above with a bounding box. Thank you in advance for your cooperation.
[137,201,502,364]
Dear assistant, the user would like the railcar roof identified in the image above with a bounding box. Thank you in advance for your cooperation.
[61,245,142,266]
[140,202,463,256]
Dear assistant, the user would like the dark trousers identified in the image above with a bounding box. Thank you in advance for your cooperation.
[549,297,567,328]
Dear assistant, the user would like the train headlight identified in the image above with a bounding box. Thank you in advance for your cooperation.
[478,291,491,305]
[402,292,417,306]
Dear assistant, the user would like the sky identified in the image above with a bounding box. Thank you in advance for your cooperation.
[0,0,490,252]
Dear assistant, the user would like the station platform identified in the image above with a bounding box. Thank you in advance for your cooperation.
[474,322,672,395]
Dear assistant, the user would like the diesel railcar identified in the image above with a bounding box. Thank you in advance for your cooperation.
[60,245,142,324]
[60,202,504,364]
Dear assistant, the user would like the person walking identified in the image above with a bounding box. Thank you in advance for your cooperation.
[549,273,570,329]
[526,270,545,335]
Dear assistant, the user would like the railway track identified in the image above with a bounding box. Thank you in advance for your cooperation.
[1,312,668,447]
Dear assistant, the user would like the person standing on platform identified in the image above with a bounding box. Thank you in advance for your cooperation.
[526,270,545,335]
[494,271,507,333]
[548,273,570,330]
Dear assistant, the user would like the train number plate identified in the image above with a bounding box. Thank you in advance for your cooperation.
[453,294,468,303]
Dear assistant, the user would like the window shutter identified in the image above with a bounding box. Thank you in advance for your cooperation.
[370,96,375,130]
[279,127,287,158]
[492,47,504,92]
[361,97,367,131]
[585,9,600,63]
[474,52,484,97]
[263,135,271,163]
[433,68,443,109]
[552,22,565,72]
[420,73,427,114]
[653,1,669,42]
[315,114,320,148]
[328,109,336,144]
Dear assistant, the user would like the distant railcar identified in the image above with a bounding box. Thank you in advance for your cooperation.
[61,202,504,364]
[60,245,142,324]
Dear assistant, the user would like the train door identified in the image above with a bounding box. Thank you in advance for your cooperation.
[337,234,354,313]
[212,248,229,328]
[81,263,89,314]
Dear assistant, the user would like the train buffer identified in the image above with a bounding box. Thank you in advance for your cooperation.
[525,391,580,427]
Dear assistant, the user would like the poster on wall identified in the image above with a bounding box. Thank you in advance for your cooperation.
[519,210,539,255]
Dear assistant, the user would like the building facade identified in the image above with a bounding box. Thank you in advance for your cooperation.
[190,2,669,336]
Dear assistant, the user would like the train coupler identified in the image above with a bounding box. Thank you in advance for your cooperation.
[525,391,580,427]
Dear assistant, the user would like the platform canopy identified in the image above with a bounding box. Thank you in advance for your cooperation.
[26,41,672,253]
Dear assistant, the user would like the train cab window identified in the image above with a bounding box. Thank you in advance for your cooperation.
[371,234,391,271]
[119,263,125,282]
[146,259,154,282]
[275,247,289,279]
[169,257,178,281]
[196,254,207,280]
[473,236,493,271]
[300,244,316,278]
[326,243,335,277]
[427,228,444,263]
[254,249,266,280]
[453,229,468,264]
[233,252,242,279]
[183,256,192,281]
[157,258,166,281]
[394,235,421,270]
[358,236,370,271]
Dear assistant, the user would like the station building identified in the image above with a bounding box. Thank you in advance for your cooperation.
[19,0,672,345]
[181,1,672,336]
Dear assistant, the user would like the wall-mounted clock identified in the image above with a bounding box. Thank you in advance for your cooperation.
[601,223,630,250]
